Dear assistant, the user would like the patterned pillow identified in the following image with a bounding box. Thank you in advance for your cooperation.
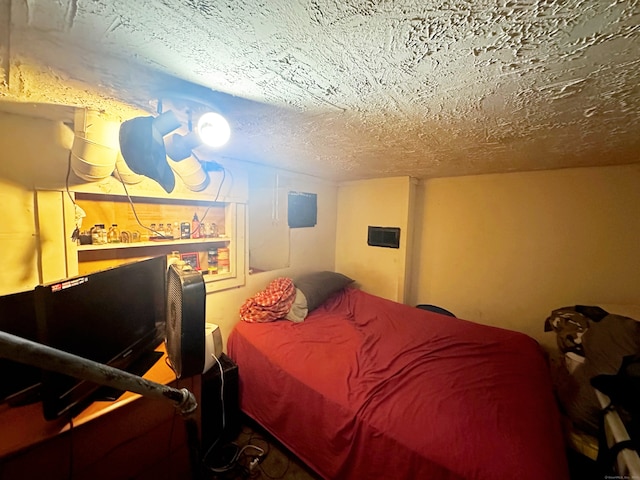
[239,277,297,323]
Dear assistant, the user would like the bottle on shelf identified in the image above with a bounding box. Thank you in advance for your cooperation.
[191,213,201,239]
[165,222,173,239]
[92,224,107,245]
[107,224,121,243]
[90,224,101,245]
[203,222,218,238]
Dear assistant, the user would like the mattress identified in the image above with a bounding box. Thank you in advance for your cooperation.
[228,288,569,480]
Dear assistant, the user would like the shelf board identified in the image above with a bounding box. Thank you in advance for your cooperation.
[77,237,231,252]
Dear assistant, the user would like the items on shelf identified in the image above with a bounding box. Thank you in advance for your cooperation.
[218,247,230,274]
[180,222,190,239]
[207,248,218,275]
[202,222,218,238]
[107,224,120,243]
[90,224,107,245]
[77,214,223,245]
[191,213,201,239]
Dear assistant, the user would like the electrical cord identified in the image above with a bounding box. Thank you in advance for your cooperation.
[215,354,226,433]
[114,162,228,240]
[113,164,164,238]
[202,354,269,478]
[241,430,293,480]
[189,157,227,238]
[202,354,229,469]
[65,151,82,242]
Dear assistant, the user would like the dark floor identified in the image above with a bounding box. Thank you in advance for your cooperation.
[201,415,320,480]
[202,417,609,480]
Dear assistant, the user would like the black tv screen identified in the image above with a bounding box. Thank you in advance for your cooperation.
[0,289,41,405]
[35,256,167,421]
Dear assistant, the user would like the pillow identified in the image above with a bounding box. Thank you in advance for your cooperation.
[239,277,297,323]
[292,271,354,312]
[285,288,308,323]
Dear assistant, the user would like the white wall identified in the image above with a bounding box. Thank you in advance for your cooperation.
[410,164,640,349]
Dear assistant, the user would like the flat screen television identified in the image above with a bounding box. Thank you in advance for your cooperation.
[0,289,42,405]
[35,255,167,421]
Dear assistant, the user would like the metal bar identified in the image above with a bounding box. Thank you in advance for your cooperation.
[595,389,640,478]
[0,331,197,416]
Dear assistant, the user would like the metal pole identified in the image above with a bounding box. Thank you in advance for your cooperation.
[0,331,197,416]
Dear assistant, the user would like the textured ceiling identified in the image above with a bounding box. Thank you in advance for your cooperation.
[1,0,639,181]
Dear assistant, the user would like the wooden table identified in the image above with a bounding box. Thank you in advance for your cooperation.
[0,344,201,480]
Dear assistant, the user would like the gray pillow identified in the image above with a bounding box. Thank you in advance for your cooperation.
[292,271,354,312]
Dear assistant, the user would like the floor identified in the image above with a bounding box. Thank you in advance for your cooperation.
[202,416,606,480]
[202,415,320,480]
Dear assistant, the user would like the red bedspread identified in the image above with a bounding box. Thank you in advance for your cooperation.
[228,288,569,480]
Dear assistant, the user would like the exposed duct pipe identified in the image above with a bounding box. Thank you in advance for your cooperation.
[70,109,119,182]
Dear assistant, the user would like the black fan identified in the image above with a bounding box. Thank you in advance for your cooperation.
[166,264,206,378]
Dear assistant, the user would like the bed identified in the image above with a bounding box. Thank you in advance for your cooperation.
[228,276,570,480]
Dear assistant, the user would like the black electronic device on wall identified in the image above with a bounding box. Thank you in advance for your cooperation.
[367,226,401,249]
[288,191,317,228]
[165,264,206,379]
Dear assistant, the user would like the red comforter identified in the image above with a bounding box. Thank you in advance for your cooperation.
[228,288,569,480]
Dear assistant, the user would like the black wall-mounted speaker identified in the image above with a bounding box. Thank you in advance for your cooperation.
[166,264,206,378]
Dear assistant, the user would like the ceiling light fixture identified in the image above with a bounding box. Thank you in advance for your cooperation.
[197,112,231,148]
[118,99,231,193]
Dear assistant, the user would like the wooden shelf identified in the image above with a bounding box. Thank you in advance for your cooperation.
[76,237,231,252]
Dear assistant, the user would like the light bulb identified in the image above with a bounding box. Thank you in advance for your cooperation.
[197,112,231,148]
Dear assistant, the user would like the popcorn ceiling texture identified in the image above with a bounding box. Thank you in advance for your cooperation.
[1,0,639,180]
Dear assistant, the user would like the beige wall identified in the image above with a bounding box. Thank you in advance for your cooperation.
[0,111,73,294]
[335,176,416,302]
[208,163,338,349]
[410,164,640,349]
[5,103,638,353]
